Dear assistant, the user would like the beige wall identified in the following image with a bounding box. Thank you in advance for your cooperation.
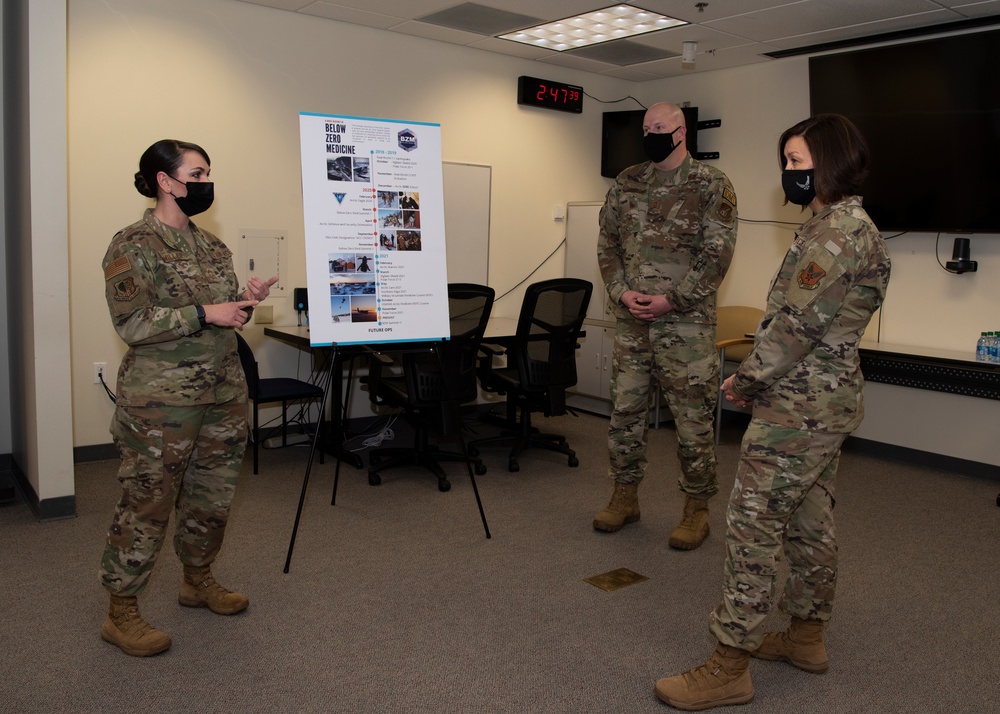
[66,0,1000,459]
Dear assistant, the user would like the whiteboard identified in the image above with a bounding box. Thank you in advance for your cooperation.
[443,161,490,285]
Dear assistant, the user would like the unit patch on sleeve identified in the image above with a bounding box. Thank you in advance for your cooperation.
[113,276,139,302]
[797,261,826,290]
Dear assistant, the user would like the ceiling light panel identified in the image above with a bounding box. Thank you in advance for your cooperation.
[499,4,687,51]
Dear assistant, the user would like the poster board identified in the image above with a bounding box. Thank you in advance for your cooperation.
[299,112,450,346]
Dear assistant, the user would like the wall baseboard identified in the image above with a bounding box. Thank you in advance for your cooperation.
[0,454,16,504]
[844,436,1000,480]
[0,453,77,520]
[74,443,118,463]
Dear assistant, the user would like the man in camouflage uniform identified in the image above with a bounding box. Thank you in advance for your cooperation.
[593,102,737,549]
[655,114,890,710]
[100,141,273,657]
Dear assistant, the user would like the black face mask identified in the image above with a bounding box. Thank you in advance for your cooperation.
[171,178,215,216]
[643,127,681,163]
[781,169,816,206]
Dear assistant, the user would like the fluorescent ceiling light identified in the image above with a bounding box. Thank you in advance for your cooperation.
[498,4,687,51]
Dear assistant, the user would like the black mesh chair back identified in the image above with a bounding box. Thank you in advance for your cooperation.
[236,333,325,475]
[471,278,592,472]
[365,283,494,491]
[402,283,494,415]
[514,278,593,415]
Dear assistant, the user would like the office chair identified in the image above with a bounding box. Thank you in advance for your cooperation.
[714,305,764,444]
[364,283,495,492]
[236,333,325,475]
[472,277,592,473]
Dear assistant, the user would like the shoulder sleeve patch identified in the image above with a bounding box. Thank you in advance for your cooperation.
[722,186,737,208]
[104,255,131,281]
[797,261,826,290]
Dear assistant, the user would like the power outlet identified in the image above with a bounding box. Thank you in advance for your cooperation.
[93,362,108,384]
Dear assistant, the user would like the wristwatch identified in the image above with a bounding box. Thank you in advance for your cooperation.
[195,304,207,328]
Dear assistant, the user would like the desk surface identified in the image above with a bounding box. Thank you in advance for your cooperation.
[859,340,998,369]
[265,317,520,349]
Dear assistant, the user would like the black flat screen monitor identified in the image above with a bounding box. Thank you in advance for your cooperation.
[601,107,699,179]
[809,28,1000,233]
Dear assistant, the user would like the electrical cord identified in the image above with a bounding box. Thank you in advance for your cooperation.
[493,238,567,303]
[99,371,116,403]
[583,91,646,109]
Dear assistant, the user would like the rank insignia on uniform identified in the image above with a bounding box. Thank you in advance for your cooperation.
[798,261,826,289]
[113,276,139,301]
[104,255,131,281]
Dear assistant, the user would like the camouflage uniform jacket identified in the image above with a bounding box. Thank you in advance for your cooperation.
[103,209,245,408]
[597,154,738,324]
[731,197,890,433]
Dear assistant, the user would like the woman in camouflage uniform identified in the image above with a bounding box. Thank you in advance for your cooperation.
[656,114,891,709]
[99,140,276,657]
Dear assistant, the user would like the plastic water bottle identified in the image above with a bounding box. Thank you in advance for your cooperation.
[977,332,989,361]
[992,332,1000,364]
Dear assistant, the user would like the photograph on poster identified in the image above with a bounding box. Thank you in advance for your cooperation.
[353,158,370,182]
[402,210,420,229]
[377,191,398,209]
[327,156,353,181]
[379,231,396,250]
[379,209,402,228]
[350,295,378,323]
[330,295,351,322]
[397,231,421,251]
[329,276,376,296]
[400,192,420,210]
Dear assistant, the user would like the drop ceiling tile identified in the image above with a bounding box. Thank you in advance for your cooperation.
[305,0,452,17]
[629,24,760,53]
[390,19,491,45]
[241,0,316,11]
[706,0,951,42]
[300,2,402,29]
[633,0,807,24]
[632,41,778,77]
[764,8,963,49]
[468,36,554,59]
[416,3,541,35]
[949,0,1000,17]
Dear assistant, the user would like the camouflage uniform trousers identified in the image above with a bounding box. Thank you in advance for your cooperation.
[99,399,248,597]
[710,417,847,650]
[608,318,719,496]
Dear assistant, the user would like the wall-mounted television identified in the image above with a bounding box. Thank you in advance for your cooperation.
[809,28,1000,233]
[601,107,699,179]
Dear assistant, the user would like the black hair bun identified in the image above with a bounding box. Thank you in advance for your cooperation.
[134,171,156,198]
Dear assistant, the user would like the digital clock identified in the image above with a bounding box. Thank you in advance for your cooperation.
[517,75,584,114]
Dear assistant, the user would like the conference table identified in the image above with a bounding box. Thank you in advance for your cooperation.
[263,317,522,467]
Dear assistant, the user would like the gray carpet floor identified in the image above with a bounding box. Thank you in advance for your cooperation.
[1,410,998,713]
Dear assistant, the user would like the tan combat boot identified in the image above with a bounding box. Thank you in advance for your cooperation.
[669,495,710,550]
[179,565,249,615]
[752,617,828,673]
[654,643,754,711]
[100,594,172,657]
[593,482,640,532]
